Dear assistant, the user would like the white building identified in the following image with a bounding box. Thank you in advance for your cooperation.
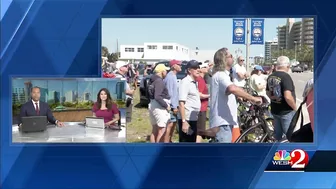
[264,38,278,61]
[190,50,216,63]
[65,91,75,102]
[119,42,190,64]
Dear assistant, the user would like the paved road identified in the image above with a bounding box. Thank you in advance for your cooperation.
[288,71,314,131]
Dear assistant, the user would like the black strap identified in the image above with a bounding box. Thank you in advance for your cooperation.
[286,97,307,140]
[229,68,234,82]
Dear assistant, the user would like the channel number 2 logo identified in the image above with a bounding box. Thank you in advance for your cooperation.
[273,149,309,169]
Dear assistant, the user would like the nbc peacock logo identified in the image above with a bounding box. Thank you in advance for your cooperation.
[273,150,291,161]
[272,150,291,166]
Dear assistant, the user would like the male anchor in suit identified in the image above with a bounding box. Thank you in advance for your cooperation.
[19,86,64,127]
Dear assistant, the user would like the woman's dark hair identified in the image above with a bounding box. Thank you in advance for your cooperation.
[96,88,113,110]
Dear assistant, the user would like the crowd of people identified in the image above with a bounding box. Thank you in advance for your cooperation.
[20,48,311,143]
[146,47,304,143]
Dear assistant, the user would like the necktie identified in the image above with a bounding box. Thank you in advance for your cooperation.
[35,103,40,115]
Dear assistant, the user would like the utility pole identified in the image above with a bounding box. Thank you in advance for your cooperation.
[116,39,119,59]
[246,18,250,73]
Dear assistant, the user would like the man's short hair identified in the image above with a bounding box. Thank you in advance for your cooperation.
[276,56,290,67]
[31,86,40,92]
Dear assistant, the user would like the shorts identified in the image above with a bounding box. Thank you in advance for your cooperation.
[148,100,170,127]
[197,111,207,132]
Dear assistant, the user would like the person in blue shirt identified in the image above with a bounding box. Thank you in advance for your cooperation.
[163,59,182,143]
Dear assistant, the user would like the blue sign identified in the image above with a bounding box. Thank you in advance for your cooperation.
[251,19,264,45]
[232,19,246,44]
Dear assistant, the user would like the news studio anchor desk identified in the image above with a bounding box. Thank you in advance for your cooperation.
[12,122,126,143]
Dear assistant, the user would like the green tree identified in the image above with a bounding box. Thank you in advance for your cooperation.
[12,103,22,116]
[49,102,61,110]
[297,45,314,70]
[271,49,296,61]
[270,50,281,61]
[102,46,109,57]
[108,52,120,62]
[63,102,76,108]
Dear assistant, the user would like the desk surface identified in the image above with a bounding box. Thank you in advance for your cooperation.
[12,122,126,143]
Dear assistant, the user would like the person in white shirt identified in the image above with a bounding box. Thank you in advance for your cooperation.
[249,65,270,104]
[210,48,262,143]
[233,56,249,87]
[114,61,135,123]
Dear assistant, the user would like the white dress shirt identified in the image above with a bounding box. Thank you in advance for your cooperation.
[32,100,40,111]
[32,100,58,124]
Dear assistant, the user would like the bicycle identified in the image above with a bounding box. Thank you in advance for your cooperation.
[234,96,275,143]
[198,96,274,143]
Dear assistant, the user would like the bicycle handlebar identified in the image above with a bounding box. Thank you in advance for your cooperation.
[253,95,270,106]
[238,95,269,108]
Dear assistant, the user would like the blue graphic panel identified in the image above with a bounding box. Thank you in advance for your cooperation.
[250,19,264,45]
[232,18,246,44]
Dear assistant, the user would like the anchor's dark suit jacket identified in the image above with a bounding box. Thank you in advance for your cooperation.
[19,101,57,125]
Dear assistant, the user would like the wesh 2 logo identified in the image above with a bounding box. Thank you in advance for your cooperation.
[268,149,309,171]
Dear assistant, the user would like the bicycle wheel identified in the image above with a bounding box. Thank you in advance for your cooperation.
[253,116,276,142]
[234,123,268,143]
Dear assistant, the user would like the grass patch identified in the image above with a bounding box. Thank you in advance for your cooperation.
[126,88,209,143]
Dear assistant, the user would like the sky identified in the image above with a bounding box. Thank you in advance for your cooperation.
[102,18,302,57]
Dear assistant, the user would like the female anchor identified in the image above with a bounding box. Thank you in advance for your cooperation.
[92,88,120,129]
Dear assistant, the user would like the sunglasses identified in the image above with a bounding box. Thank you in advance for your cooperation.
[240,59,245,62]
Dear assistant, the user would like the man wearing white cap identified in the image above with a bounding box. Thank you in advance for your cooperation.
[114,61,135,123]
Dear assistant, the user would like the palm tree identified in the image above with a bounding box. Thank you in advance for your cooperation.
[108,52,120,62]
[271,49,296,61]
[297,45,313,70]
[102,46,109,57]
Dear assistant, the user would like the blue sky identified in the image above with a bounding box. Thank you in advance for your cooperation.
[102,18,302,57]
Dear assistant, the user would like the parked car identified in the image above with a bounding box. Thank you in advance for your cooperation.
[300,63,308,71]
[292,66,303,73]
[139,60,187,106]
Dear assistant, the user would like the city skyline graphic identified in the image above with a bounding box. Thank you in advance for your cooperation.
[12,78,126,106]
